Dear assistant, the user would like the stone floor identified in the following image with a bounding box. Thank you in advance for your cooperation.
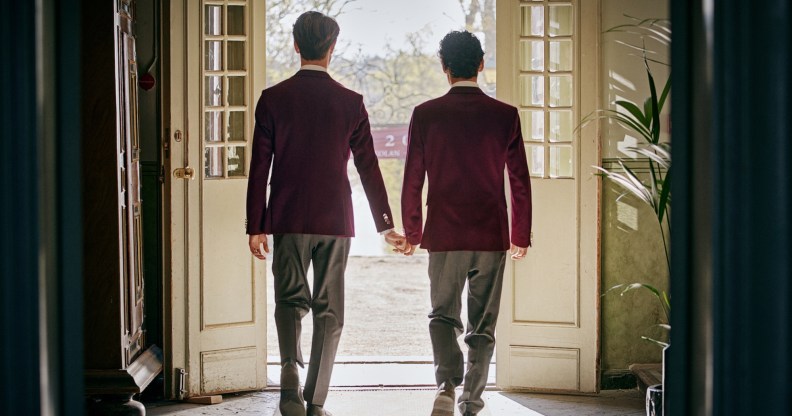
[146,363,644,416]
[146,388,645,416]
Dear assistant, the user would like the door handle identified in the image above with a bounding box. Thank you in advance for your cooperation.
[173,167,195,180]
[172,129,195,180]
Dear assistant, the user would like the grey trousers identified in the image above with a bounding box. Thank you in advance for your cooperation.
[272,233,351,406]
[428,250,507,415]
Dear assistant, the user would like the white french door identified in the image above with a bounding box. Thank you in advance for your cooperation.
[495,0,600,393]
[165,0,268,397]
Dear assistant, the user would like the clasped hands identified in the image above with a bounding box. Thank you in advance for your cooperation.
[383,230,415,255]
[386,231,527,260]
[251,231,527,260]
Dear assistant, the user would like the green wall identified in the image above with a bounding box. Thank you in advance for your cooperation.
[599,0,670,381]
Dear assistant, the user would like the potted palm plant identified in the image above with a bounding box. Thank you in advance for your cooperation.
[581,15,671,416]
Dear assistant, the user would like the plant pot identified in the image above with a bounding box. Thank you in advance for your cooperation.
[646,384,663,416]
[647,344,669,416]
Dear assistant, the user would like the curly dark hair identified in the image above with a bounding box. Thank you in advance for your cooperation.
[293,11,340,61]
[438,31,484,79]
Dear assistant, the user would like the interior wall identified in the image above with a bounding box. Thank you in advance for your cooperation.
[599,0,671,377]
[136,0,164,350]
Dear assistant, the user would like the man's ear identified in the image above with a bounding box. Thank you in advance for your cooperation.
[294,41,300,54]
[478,59,484,72]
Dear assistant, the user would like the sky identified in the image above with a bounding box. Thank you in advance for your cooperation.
[333,0,466,56]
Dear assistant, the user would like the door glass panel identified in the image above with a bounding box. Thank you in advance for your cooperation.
[549,4,573,37]
[227,5,246,36]
[520,75,544,107]
[227,146,246,177]
[520,40,544,72]
[227,76,245,106]
[205,40,223,71]
[521,5,544,36]
[520,110,544,142]
[549,145,573,178]
[205,76,223,106]
[205,111,224,142]
[227,41,246,71]
[549,75,572,107]
[549,39,572,72]
[202,1,250,179]
[205,5,223,35]
[228,111,245,142]
[549,110,573,142]
[204,147,224,178]
[527,145,545,177]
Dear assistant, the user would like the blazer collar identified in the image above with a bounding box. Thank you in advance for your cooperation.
[448,86,485,95]
[295,69,332,79]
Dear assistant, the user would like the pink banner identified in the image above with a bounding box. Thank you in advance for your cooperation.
[371,125,409,159]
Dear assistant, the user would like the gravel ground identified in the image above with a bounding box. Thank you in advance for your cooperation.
[266,255,441,358]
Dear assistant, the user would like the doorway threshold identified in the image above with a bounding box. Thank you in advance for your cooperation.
[266,356,495,388]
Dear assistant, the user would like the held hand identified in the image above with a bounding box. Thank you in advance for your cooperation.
[510,244,527,260]
[249,234,270,260]
[402,242,417,256]
[384,230,407,252]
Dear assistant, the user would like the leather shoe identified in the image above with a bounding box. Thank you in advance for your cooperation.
[430,387,455,416]
[307,403,333,416]
[279,360,305,416]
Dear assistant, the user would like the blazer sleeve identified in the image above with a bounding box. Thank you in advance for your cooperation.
[506,108,533,247]
[349,100,394,232]
[401,109,426,246]
[246,92,274,235]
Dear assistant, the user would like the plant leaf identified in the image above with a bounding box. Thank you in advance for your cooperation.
[641,336,670,348]
[621,162,658,211]
[593,166,654,208]
[625,145,671,169]
[658,168,672,223]
[658,75,671,115]
[615,100,648,129]
[646,59,661,144]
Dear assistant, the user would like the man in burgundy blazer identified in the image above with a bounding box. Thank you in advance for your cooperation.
[246,11,403,416]
[401,31,532,416]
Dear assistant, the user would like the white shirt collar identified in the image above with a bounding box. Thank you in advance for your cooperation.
[301,65,328,72]
[451,81,479,88]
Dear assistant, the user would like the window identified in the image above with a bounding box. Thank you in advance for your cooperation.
[519,0,576,179]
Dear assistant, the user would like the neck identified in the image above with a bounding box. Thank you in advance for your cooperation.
[301,57,330,69]
[448,75,477,85]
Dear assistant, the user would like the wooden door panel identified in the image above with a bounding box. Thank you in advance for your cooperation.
[167,0,267,398]
[496,0,600,393]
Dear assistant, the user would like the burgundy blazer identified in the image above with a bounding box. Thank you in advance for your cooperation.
[246,69,393,236]
[401,86,532,252]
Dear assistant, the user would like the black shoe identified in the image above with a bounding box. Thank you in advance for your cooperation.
[280,360,305,416]
[307,403,333,416]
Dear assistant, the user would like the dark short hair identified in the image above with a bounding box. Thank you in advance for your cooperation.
[293,11,340,60]
[438,31,485,78]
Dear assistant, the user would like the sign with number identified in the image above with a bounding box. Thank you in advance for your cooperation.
[371,125,408,159]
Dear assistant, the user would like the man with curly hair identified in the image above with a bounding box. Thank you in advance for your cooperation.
[400,30,533,416]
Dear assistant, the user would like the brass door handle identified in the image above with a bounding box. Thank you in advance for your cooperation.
[173,167,195,180]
